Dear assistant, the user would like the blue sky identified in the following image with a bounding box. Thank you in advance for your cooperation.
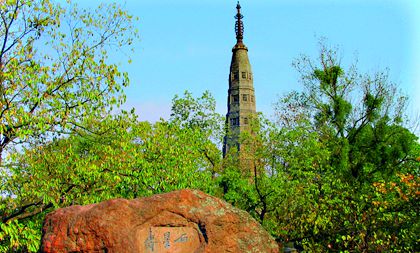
[102,0,419,134]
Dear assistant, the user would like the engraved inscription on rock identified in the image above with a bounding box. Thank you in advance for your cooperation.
[138,227,201,253]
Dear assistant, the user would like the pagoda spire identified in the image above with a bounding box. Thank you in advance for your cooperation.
[235,1,244,44]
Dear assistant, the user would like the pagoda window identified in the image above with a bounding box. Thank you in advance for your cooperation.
[230,117,239,126]
[242,94,248,101]
[232,95,239,103]
[244,117,249,125]
[234,72,239,80]
[242,72,247,79]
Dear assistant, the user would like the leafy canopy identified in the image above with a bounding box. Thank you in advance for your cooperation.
[0,0,138,163]
[0,0,138,251]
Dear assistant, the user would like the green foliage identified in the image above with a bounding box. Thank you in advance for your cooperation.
[0,0,138,162]
[0,0,139,251]
[170,90,224,176]
[171,90,222,134]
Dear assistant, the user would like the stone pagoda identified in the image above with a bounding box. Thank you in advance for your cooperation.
[223,1,257,159]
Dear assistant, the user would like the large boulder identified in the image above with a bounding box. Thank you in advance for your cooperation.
[40,189,279,252]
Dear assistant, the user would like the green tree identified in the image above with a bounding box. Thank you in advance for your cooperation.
[271,43,420,251]
[0,0,138,163]
[0,0,138,251]
[170,90,224,176]
[286,43,417,184]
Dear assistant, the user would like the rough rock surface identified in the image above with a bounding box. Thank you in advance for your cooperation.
[40,189,279,252]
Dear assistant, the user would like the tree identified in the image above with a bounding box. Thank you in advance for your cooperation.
[270,43,420,251]
[170,90,224,176]
[0,0,138,163]
[286,43,417,184]
[0,0,138,251]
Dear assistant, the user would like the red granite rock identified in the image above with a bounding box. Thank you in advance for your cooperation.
[40,189,279,253]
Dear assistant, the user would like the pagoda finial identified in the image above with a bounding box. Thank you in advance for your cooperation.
[235,1,244,44]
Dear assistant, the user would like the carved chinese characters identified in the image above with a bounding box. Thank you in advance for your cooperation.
[139,227,200,253]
